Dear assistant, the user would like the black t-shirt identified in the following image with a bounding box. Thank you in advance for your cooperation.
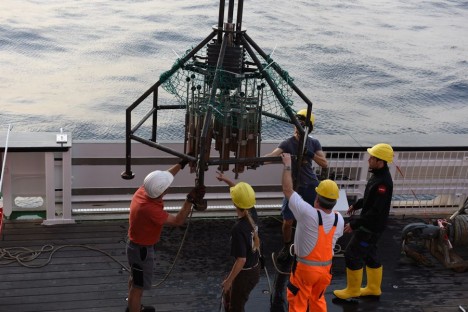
[230,210,260,268]
[278,136,322,186]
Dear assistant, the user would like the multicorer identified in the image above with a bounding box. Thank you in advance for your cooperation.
[121,0,317,210]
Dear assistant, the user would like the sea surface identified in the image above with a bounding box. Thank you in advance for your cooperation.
[1,0,468,141]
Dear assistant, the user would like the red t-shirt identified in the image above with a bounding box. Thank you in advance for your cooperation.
[128,186,169,245]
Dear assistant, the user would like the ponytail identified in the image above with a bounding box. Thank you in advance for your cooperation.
[245,211,261,252]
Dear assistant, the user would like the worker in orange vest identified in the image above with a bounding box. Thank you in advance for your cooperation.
[280,153,344,311]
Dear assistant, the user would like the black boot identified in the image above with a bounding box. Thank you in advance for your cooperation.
[125,305,155,312]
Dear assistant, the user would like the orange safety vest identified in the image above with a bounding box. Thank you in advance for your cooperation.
[297,210,338,267]
[288,210,338,312]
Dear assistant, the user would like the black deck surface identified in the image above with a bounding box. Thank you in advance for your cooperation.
[1,214,467,312]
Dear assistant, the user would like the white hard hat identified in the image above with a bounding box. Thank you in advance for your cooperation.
[143,170,174,198]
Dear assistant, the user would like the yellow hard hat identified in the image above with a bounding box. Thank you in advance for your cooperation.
[367,143,394,163]
[230,182,256,209]
[315,179,339,200]
[296,108,315,126]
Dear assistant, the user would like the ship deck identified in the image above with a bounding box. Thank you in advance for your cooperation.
[1,214,467,312]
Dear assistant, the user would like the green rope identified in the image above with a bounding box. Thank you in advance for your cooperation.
[157,44,296,129]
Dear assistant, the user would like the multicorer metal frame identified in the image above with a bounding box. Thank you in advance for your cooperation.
[122,0,316,210]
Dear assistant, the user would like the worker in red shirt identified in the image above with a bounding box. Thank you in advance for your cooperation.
[126,158,205,312]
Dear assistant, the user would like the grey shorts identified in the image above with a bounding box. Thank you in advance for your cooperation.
[126,240,155,290]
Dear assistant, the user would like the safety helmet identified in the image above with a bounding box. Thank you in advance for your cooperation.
[143,170,174,198]
[367,143,394,164]
[315,179,340,200]
[296,109,315,126]
[230,182,256,209]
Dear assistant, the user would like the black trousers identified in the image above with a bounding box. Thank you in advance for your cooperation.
[225,265,260,312]
[344,230,382,270]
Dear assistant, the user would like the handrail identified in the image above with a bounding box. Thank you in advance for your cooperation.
[2,137,467,220]
[66,140,468,218]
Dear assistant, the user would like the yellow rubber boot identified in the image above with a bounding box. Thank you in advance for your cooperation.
[360,266,383,296]
[333,268,363,299]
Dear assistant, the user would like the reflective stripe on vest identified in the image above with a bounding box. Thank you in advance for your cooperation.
[298,210,338,267]
[296,256,333,266]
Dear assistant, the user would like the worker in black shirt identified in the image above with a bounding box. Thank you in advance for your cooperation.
[217,172,261,312]
[333,143,394,300]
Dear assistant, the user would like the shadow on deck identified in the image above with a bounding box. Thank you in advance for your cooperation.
[1,215,467,312]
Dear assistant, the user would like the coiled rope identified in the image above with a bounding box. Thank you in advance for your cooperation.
[270,242,344,276]
[449,197,468,247]
[0,244,128,269]
[0,208,195,289]
[453,215,468,246]
[271,252,290,275]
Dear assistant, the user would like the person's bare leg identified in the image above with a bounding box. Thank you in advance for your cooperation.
[276,219,294,264]
[128,279,143,312]
[128,275,132,293]
[282,219,294,243]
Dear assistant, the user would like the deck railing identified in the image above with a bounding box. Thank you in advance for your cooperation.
[3,135,468,222]
[314,149,468,215]
[68,137,468,219]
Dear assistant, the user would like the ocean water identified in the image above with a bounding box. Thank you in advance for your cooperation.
[1,0,467,140]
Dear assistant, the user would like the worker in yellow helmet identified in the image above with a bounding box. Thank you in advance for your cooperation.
[280,153,344,312]
[216,171,261,312]
[264,109,328,260]
[333,143,394,301]
[264,108,328,310]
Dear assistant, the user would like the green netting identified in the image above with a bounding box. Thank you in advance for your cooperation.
[160,46,295,129]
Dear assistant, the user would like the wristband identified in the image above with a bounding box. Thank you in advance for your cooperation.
[284,165,291,171]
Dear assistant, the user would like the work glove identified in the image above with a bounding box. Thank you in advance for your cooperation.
[248,161,263,170]
[186,185,206,203]
[178,158,189,170]
[178,152,194,169]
